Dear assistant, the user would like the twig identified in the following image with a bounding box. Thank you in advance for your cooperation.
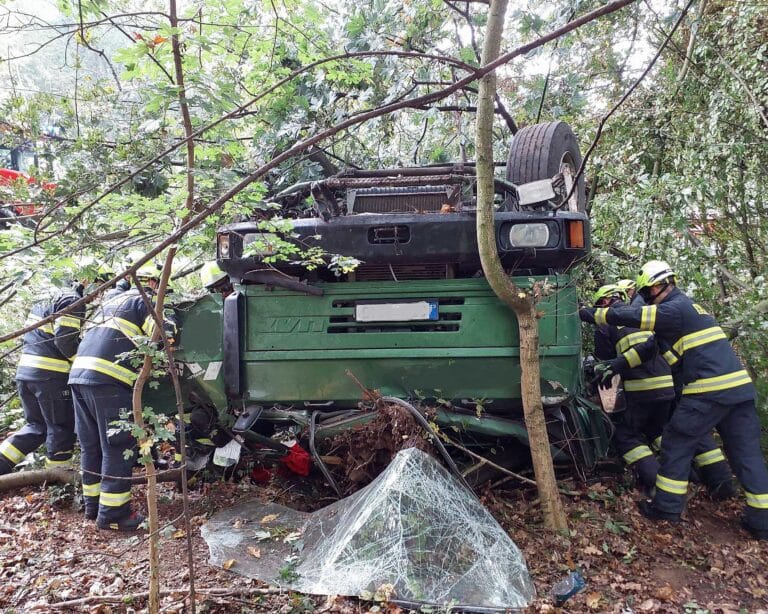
[34,587,286,610]
[561,0,696,208]
[444,438,536,485]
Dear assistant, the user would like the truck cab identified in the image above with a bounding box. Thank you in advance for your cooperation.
[168,122,609,473]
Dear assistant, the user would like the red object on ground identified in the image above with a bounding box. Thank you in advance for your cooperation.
[279,442,312,476]
[251,467,273,483]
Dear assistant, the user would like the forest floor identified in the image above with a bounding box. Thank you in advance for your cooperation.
[1,463,767,613]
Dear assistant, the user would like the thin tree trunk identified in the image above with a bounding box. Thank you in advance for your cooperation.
[475,0,567,532]
[131,274,167,614]
[168,0,198,609]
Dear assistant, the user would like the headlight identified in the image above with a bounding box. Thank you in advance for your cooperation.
[508,223,550,247]
[243,232,280,257]
[217,233,231,259]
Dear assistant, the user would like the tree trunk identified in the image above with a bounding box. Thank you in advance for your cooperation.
[475,0,567,532]
[132,351,161,614]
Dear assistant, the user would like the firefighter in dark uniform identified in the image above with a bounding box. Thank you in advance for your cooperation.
[0,263,111,474]
[590,284,734,496]
[581,260,768,539]
[68,261,176,531]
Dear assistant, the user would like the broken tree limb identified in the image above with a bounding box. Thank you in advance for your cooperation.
[0,468,185,492]
[0,468,75,490]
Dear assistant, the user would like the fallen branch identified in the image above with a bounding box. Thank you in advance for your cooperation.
[0,468,75,489]
[0,468,185,492]
[33,587,286,610]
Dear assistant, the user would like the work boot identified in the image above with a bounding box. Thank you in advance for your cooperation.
[637,499,681,524]
[707,480,738,501]
[97,512,146,532]
[84,505,98,521]
[740,518,768,541]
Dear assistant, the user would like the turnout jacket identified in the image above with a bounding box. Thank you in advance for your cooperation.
[68,288,177,388]
[593,303,675,403]
[584,287,754,404]
[16,286,85,382]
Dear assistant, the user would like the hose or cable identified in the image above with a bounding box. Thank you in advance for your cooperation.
[381,396,475,494]
[309,410,342,498]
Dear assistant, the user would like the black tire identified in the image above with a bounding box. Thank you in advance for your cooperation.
[506,121,585,212]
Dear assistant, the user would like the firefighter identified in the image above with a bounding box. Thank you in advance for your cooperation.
[199,260,232,297]
[68,259,177,531]
[590,284,734,497]
[616,278,638,303]
[581,260,768,539]
[0,263,111,475]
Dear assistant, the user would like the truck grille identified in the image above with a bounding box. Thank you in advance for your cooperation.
[349,185,460,214]
[352,263,456,281]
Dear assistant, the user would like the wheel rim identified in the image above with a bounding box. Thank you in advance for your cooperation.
[559,152,579,212]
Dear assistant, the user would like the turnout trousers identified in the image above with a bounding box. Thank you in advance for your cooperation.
[71,383,137,522]
[0,379,75,474]
[654,396,768,531]
[613,399,732,493]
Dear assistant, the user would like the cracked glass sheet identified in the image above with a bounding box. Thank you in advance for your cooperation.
[201,448,535,611]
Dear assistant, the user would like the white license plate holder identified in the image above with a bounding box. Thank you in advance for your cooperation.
[355,300,438,322]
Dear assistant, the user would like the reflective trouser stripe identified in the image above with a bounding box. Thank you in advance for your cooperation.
[624,348,642,368]
[624,375,675,392]
[623,445,654,465]
[656,474,688,495]
[0,440,25,464]
[18,354,71,374]
[694,449,726,467]
[45,457,72,467]
[83,482,102,497]
[652,436,662,450]
[745,491,768,509]
[673,326,727,356]
[682,370,753,395]
[71,356,136,386]
[640,306,657,330]
[100,491,132,507]
[195,438,215,446]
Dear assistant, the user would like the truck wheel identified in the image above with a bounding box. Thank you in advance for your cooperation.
[506,121,585,212]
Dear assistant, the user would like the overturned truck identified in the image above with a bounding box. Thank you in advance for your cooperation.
[155,121,610,482]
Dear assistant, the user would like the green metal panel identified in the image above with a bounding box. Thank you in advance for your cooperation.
[153,293,228,412]
[239,275,582,410]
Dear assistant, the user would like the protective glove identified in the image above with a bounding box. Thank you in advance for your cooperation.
[579,307,596,324]
[593,361,615,390]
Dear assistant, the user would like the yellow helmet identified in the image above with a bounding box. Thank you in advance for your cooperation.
[616,278,636,291]
[591,284,626,306]
[200,261,227,289]
[136,260,162,280]
[636,260,676,291]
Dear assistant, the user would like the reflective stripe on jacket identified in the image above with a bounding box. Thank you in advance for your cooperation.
[593,301,675,403]
[16,287,85,382]
[603,287,754,404]
[68,288,177,388]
